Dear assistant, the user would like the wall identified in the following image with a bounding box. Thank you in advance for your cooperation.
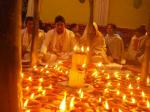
[40,0,89,24]
[40,0,150,28]
[108,0,150,28]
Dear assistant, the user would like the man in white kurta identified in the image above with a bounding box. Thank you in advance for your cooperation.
[41,15,75,64]
[105,24,124,63]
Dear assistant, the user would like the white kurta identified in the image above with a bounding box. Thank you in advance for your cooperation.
[40,28,75,64]
[105,34,124,61]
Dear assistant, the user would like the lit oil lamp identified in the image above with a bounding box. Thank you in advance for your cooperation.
[59,92,67,112]
[23,99,29,108]
[128,83,133,90]
[147,77,150,86]
[30,93,35,100]
[25,109,30,112]
[69,97,75,111]
[21,73,24,79]
[39,78,44,83]
[27,76,32,82]
[122,94,127,102]
[44,64,49,68]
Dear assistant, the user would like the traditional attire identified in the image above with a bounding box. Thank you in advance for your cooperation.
[81,23,109,63]
[41,28,75,64]
[105,34,124,62]
[22,28,45,60]
[127,35,142,60]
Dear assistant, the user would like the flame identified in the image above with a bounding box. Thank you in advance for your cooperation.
[73,45,78,51]
[130,91,134,96]
[128,84,133,89]
[79,91,84,99]
[118,109,122,112]
[98,97,102,103]
[114,71,119,78]
[86,47,90,52]
[44,64,48,68]
[21,73,24,79]
[131,97,136,104]
[25,86,29,91]
[24,99,29,108]
[141,91,146,98]
[45,70,49,74]
[30,93,35,100]
[82,64,86,68]
[38,86,43,92]
[116,90,120,95]
[40,68,44,72]
[25,109,30,112]
[117,83,120,87]
[65,71,69,75]
[27,76,32,82]
[147,77,150,84]
[42,90,46,96]
[33,65,37,71]
[70,97,75,110]
[92,70,98,77]
[122,94,126,101]
[136,77,140,81]
[106,74,110,79]
[48,84,52,89]
[126,73,130,79]
[104,100,109,110]
[59,92,67,111]
[81,46,84,53]
[104,88,109,93]
[146,100,150,108]
[97,62,102,67]
[107,82,111,86]
[39,78,44,83]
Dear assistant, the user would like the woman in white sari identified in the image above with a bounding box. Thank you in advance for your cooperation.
[81,22,109,63]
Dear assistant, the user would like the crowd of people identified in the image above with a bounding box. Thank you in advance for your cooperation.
[21,15,149,66]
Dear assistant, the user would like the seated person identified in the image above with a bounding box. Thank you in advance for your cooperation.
[22,17,45,60]
[70,23,82,45]
[40,15,76,64]
[126,27,146,62]
[81,22,109,64]
[105,24,125,64]
[136,26,149,63]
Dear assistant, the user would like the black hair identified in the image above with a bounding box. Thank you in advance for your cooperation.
[135,26,146,35]
[107,23,117,30]
[54,15,65,24]
[25,16,34,24]
[70,23,77,30]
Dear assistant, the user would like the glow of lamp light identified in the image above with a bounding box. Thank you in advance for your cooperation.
[82,64,86,69]
[25,109,30,112]
[69,97,75,110]
[136,77,140,81]
[65,71,68,75]
[38,86,43,92]
[118,109,122,112]
[97,62,102,68]
[48,84,52,89]
[33,65,37,71]
[104,88,109,93]
[114,71,119,78]
[40,68,44,72]
[39,78,43,83]
[107,82,111,86]
[59,92,67,111]
[79,91,84,99]
[141,91,146,98]
[86,46,89,52]
[42,90,46,96]
[45,70,49,74]
[128,84,133,89]
[137,85,140,90]
[117,83,120,87]
[21,73,24,79]
[30,93,35,100]
[146,100,150,108]
[98,97,102,103]
[130,91,134,96]
[104,100,109,110]
[131,97,136,104]
[24,99,29,108]
[27,76,32,82]
[81,46,84,53]
[126,74,130,79]
[106,74,110,79]
[102,70,105,73]
[122,94,126,102]
[116,90,120,95]
[44,64,48,68]
[147,77,150,85]
[92,70,98,77]
[25,86,29,91]
[73,45,77,51]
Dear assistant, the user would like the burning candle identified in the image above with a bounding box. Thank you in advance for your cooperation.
[69,97,75,111]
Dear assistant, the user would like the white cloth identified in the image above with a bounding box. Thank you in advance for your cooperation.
[41,28,75,54]
[81,23,109,63]
[105,34,124,60]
